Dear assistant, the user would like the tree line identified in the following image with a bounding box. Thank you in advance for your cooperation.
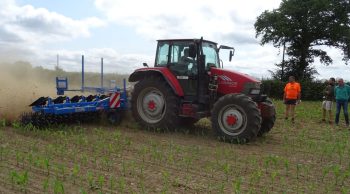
[255,0,350,81]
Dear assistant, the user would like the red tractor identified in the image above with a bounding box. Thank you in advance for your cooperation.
[129,38,275,143]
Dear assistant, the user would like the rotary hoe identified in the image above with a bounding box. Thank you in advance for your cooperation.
[20,56,128,127]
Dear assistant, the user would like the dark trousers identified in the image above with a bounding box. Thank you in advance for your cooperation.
[335,99,349,125]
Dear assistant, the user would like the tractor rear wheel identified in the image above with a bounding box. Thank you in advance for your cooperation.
[257,98,276,136]
[131,76,180,129]
[211,94,261,143]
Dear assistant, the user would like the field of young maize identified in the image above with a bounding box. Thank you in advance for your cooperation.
[0,100,350,193]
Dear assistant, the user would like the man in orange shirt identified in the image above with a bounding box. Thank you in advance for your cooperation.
[283,76,301,123]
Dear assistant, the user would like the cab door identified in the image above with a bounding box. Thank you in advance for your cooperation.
[155,41,198,96]
[168,42,197,96]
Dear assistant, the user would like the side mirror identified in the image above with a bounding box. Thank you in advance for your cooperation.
[229,50,234,62]
[188,44,197,58]
[143,63,148,67]
[218,45,235,62]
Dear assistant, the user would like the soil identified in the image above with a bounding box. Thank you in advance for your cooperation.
[0,114,349,193]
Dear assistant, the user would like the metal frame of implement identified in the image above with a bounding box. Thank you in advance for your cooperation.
[30,55,128,116]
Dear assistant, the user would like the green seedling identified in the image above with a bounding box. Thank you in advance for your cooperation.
[140,146,148,163]
[335,141,346,165]
[322,166,331,182]
[107,143,114,155]
[44,157,51,175]
[183,155,193,172]
[250,169,262,187]
[222,162,231,182]
[219,182,225,194]
[118,176,126,193]
[109,175,116,191]
[304,164,311,181]
[185,175,191,191]
[102,156,111,171]
[0,118,6,127]
[81,154,88,166]
[87,171,94,188]
[341,186,350,194]
[271,171,278,191]
[27,152,34,168]
[139,178,146,194]
[296,163,302,180]
[15,150,24,166]
[12,121,20,129]
[43,178,49,193]
[53,179,65,194]
[9,170,29,192]
[59,163,66,180]
[332,164,341,185]
[113,130,121,142]
[161,170,170,193]
[80,188,88,194]
[71,164,80,185]
[284,158,290,176]
[263,157,270,174]
[341,168,350,186]
[98,174,105,190]
[87,171,99,190]
[233,177,242,194]
[34,156,41,168]
[122,160,127,176]
[124,137,132,146]
[0,146,5,161]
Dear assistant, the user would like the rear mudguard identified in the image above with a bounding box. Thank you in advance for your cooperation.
[129,67,184,96]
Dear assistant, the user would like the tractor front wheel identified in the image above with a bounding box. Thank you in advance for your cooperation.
[211,94,261,143]
[257,98,276,136]
[131,76,180,129]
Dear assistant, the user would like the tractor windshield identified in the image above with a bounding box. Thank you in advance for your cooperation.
[202,42,220,68]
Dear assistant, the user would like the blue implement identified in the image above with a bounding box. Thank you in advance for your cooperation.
[21,55,129,127]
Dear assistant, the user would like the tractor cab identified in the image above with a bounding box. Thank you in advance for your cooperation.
[154,39,226,74]
[152,39,234,99]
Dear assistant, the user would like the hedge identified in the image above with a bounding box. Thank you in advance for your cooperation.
[261,79,327,101]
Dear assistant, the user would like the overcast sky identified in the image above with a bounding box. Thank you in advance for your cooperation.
[1,0,349,80]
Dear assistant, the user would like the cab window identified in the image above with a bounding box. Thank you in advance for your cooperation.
[169,42,197,75]
[156,43,169,66]
[170,44,180,63]
[202,42,219,68]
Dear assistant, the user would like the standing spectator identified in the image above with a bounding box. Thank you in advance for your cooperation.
[334,78,350,127]
[322,78,335,124]
[283,76,301,123]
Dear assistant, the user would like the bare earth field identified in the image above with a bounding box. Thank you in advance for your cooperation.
[0,101,350,193]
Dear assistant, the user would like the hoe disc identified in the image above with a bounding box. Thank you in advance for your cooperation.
[20,112,101,128]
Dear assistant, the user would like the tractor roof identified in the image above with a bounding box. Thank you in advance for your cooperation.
[157,39,218,45]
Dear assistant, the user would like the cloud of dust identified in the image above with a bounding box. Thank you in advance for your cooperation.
[0,61,130,122]
[0,62,56,121]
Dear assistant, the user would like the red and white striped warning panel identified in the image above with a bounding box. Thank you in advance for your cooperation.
[109,92,121,108]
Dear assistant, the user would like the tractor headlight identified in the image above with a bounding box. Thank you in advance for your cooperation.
[250,89,260,95]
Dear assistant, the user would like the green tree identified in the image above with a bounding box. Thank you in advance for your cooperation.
[255,0,350,81]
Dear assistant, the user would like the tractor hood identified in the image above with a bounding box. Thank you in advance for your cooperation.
[210,68,261,95]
